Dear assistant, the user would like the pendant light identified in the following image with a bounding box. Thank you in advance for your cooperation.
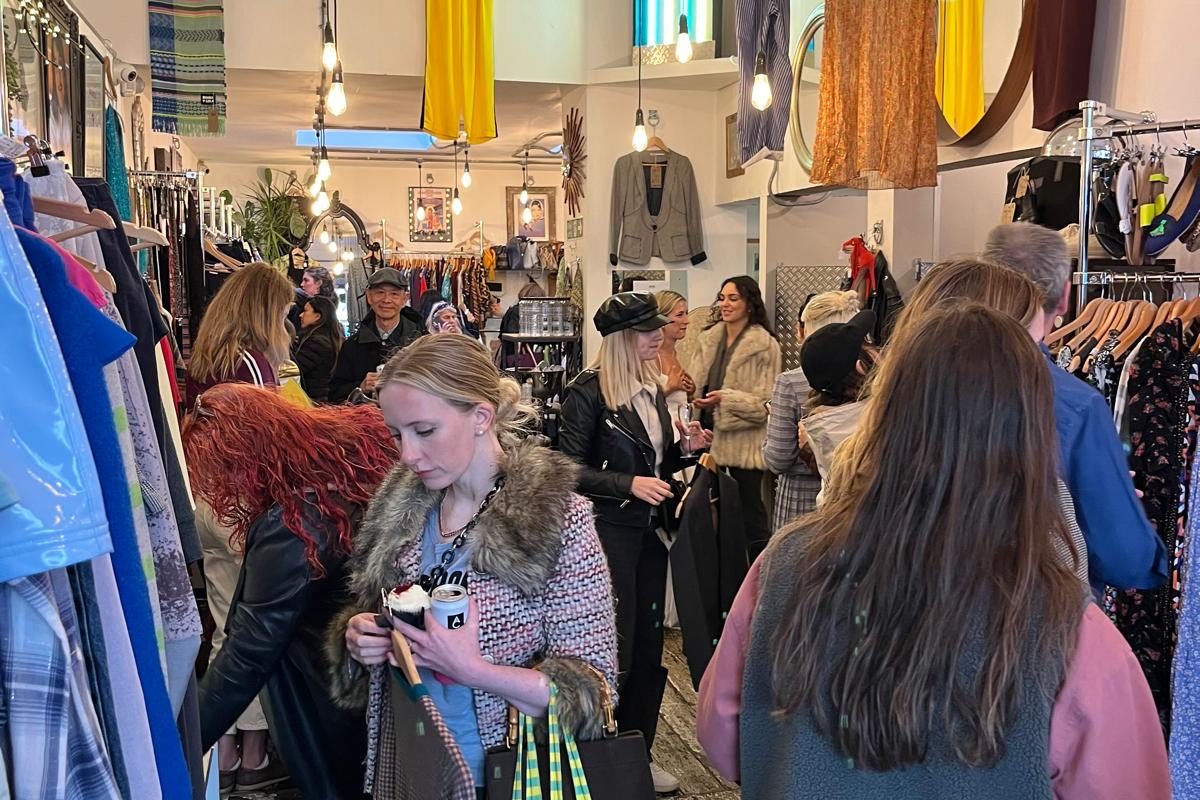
[451,144,463,216]
[676,14,693,64]
[632,0,648,152]
[317,146,332,181]
[461,147,473,188]
[327,230,339,253]
[326,62,347,116]
[415,161,427,222]
[522,204,533,225]
[333,261,346,276]
[341,248,354,261]
[321,21,337,71]
[318,225,331,245]
[519,152,530,205]
[312,189,330,215]
[750,51,773,111]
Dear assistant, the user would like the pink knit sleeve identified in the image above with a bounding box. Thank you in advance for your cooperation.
[1049,604,1170,799]
[696,557,762,784]
[539,494,619,700]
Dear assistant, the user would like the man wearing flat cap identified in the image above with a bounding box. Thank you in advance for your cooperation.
[328,268,425,403]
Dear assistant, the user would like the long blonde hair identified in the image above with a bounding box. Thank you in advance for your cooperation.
[189,262,294,382]
[655,289,686,318]
[378,334,538,446]
[591,328,663,412]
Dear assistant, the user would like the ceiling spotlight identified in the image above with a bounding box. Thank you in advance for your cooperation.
[326,62,347,116]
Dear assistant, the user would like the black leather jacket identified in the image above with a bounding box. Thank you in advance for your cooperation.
[559,369,686,529]
[199,505,366,799]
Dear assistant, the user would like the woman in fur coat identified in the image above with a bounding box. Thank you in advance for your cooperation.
[329,334,619,796]
[689,276,782,561]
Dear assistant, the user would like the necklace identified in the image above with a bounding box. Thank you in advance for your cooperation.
[427,476,505,587]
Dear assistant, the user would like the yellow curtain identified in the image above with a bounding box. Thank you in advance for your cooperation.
[936,0,985,137]
[422,0,497,144]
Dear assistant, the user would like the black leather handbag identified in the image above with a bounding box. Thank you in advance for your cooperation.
[483,667,655,799]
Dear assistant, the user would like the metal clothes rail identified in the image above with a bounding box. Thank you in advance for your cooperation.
[1076,100,1200,305]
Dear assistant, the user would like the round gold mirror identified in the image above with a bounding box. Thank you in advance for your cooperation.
[789,5,825,174]
[936,0,1037,146]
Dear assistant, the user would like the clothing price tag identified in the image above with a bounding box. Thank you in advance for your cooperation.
[649,164,664,189]
[1000,201,1017,224]
[1015,173,1031,198]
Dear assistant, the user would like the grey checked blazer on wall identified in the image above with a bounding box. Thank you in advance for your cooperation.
[609,150,707,266]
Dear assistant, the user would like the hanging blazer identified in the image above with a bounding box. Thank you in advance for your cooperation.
[609,150,707,266]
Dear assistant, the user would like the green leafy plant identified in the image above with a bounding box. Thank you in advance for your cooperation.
[231,168,308,266]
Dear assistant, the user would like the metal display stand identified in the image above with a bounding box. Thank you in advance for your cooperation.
[1075,100,1200,307]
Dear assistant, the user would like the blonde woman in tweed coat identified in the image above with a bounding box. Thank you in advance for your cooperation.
[329,334,618,796]
[689,276,782,562]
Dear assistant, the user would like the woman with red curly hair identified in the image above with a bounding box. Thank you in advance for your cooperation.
[183,383,397,799]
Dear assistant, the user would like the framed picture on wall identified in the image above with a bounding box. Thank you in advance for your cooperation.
[79,36,105,177]
[41,10,78,169]
[725,113,744,178]
[408,187,452,242]
[507,186,557,242]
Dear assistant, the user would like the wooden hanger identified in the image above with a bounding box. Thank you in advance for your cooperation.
[1045,297,1108,346]
[1064,299,1120,354]
[123,222,168,246]
[35,197,116,242]
[1111,300,1156,362]
[203,237,243,271]
[698,452,717,472]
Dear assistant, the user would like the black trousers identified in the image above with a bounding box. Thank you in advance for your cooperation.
[595,520,669,756]
[728,467,772,562]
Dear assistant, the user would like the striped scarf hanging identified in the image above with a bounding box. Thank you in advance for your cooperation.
[148,0,227,136]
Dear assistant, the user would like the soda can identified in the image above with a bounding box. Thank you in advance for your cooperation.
[430,584,469,630]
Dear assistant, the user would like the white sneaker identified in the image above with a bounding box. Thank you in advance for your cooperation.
[650,762,680,794]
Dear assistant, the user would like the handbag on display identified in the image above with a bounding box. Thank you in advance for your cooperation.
[483,670,654,800]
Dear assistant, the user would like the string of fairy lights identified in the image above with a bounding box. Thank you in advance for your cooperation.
[11,0,83,73]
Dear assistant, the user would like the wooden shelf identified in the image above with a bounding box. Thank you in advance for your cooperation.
[587,57,740,91]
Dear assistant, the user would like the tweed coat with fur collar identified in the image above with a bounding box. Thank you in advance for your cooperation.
[325,441,619,748]
[688,321,782,471]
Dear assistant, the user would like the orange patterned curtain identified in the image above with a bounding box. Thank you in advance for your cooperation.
[811,0,938,190]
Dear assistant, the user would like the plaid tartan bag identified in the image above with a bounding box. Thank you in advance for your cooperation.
[484,675,654,799]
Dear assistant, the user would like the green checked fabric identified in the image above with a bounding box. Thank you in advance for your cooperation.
[511,683,592,800]
[148,0,227,136]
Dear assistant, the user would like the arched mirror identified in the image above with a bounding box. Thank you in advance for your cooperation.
[789,5,824,174]
[935,0,1037,146]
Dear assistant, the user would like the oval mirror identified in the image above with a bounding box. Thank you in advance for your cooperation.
[789,5,825,174]
[936,0,1036,146]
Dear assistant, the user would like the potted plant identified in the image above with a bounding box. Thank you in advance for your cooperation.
[232,168,308,267]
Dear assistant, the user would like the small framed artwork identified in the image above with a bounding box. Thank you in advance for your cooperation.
[566,218,583,240]
[42,23,75,166]
[725,113,744,178]
[408,187,452,243]
[507,186,557,242]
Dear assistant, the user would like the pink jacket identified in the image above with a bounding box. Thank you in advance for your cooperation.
[697,559,1171,799]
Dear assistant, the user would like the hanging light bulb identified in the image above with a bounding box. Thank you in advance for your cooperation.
[522,205,533,225]
[308,176,322,198]
[519,152,530,204]
[520,185,529,205]
[317,146,332,182]
[321,20,338,71]
[676,14,693,64]
[326,62,347,116]
[415,161,426,221]
[451,188,463,216]
[632,108,649,152]
[327,237,339,253]
[333,261,346,276]
[342,249,354,261]
[750,51,773,111]
[312,190,330,215]
[318,228,331,245]
[461,148,472,188]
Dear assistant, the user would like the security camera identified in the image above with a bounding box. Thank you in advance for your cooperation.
[115,62,139,85]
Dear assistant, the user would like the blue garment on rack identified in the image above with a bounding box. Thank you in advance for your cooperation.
[0,196,112,582]
[104,106,133,222]
[1171,358,1200,792]
[17,227,192,799]
[0,159,34,229]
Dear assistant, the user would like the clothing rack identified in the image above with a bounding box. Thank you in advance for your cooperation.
[1076,100,1200,305]
[1072,272,1200,286]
